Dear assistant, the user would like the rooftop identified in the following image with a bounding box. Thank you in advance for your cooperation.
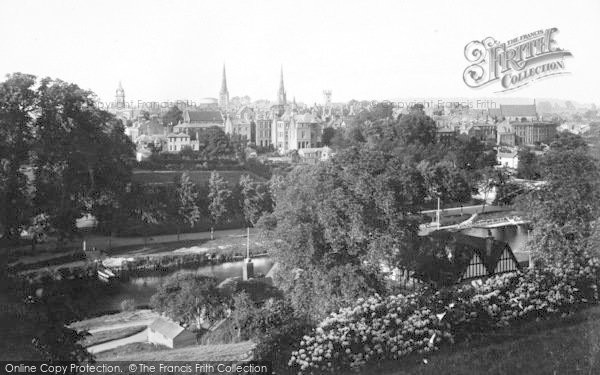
[183,110,223,123]
[149,317,185,339]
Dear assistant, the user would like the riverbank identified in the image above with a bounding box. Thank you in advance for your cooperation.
[4,227,251,265]
[15,229,267,279]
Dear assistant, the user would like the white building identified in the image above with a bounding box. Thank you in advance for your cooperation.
[298,146,333,164]
[167,133,200,152]
[147,318,196,349]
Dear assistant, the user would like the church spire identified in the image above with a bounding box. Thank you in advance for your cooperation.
[277,65,287,106]
[219,64,229,110]
[220,64,228,93]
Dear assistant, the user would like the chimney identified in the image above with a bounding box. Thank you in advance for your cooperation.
[485,229,494,256]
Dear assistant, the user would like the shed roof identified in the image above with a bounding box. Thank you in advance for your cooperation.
[149,317,185,339]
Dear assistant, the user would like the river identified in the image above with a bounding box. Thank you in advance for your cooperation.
[93,257,274,314]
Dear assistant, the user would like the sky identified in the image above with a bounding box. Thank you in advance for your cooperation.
[0,0,598,106]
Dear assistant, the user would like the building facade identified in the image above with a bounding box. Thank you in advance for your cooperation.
[512,121,558,145]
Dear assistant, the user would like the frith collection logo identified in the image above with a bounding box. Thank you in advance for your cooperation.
[463,28,572,92]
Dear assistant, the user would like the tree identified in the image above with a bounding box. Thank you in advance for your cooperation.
[419,161,471,204]
[453,135,497,172]
[131,184,168,244]
[517,148,541,180]
[162,105,183,127]
[150,273,224,329]
[208,171,232,239]
[33,78,134,243]
[260,147,425,322]
[177,172,201,238]
[0,267,92,362]
[519,148,600,265]
[239,175,273,228]
[521,148,600,232]
[321,127,336,146]
[198,127,232,160]
[397,105,437,146]
[0,73,37,241]
[549,132,588,152]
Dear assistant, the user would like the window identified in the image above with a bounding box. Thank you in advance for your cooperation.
[461,253,488,280]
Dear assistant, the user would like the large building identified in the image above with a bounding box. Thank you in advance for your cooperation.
[488,103,538,122]
[225,106,255,142]
[490,103,558,146]
[271,110,323,152]
[255,111,273,148]
[512,121,558,145]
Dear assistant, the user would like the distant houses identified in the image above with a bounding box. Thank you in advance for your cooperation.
[147,317,196,349]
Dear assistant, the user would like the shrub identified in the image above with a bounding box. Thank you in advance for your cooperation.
[255,318,313,375]
[120,299,136,312]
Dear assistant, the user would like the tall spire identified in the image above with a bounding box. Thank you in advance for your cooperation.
[220,64,228,93]
[219,64,229,110]
[277,65,287,106]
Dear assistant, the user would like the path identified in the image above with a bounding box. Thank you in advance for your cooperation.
[87,328,148,354]
[83,228,248,251]
[8,227,250,266]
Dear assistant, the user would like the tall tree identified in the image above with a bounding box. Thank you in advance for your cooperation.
[0,73,37,241]
[33,78,134,242]
[239,175,272,228]
[321,127,336,146]
[176,172,201,239]
[520,148,600,265]
[260,147,425,322]
[516,148,540,180]
[208,171,232,240]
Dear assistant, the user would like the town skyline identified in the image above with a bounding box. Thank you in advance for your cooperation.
[0,0,598,105]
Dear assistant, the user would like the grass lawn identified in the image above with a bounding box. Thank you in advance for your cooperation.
[81,325,146,347]
[132,170,264,186]
[356,306,600,375]
[96,341,255,361]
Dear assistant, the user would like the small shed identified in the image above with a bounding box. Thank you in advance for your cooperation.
[147,317,196,349]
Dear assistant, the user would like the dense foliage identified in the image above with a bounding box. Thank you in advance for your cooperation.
[150,272,226,329]
[261,105,499,322]
[288,248,600,373]
[0,73,135,243]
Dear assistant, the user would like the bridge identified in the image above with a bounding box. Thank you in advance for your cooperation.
[419,213,530,236]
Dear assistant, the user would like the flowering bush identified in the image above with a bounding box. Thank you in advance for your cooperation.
[288,253,600,374]
[289,293,451,373]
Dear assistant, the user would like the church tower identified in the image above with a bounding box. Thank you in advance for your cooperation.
[277,66,287,106]
[116,81,125,108]
[219,64,229,110]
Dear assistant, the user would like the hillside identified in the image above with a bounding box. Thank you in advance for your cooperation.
[356,305,600,375]
[96,341,255,361]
